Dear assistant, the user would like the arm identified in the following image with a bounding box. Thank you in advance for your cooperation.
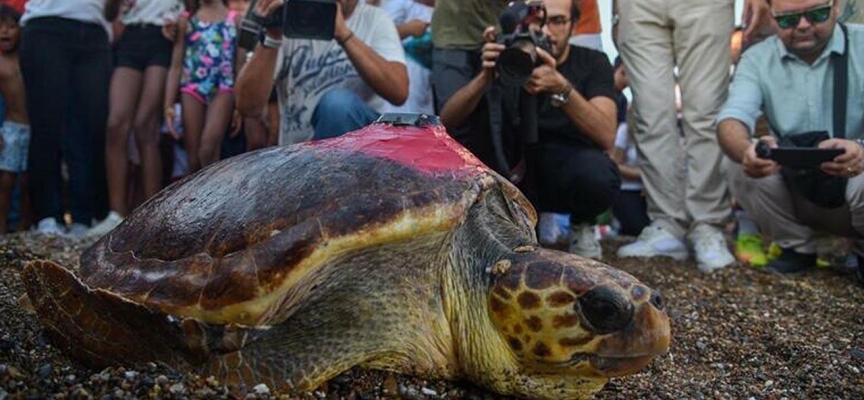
[397,19,427,39]
[524,49,617,151]
[439,27,502,129]
[610,124,641,181]
[105,0,123,22]
[235,0,284,118]
[334,6,408,105]
[742,0,774,44]
[718,118,780,178]
[164,15,187,132]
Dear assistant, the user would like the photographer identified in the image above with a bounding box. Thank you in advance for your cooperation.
[440,0,619,259]
[717,0,864,280]
[235,0,408,144]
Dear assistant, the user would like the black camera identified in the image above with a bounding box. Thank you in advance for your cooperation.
[496,0,552,87]
[238,0,337,50]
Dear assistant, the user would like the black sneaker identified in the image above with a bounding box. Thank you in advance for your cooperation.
[765,248,817,274]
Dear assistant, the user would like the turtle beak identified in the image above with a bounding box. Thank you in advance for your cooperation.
[589,300,671,377]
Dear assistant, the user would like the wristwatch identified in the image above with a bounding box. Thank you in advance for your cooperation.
[550,84,573,108]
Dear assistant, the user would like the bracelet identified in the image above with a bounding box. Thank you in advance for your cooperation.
[261,34,282,49]
[337,31,354,46]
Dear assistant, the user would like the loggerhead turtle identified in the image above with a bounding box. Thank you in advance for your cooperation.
[22,116,670,399]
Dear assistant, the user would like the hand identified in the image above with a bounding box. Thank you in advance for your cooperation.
[254,0,284,19]
[523,47,567,95]
[164,106,180,140]
[480,26,504,80]
[742,136,781,178]
[255,0,285,38]
[333,1,351,43]
[742,0,774,44]
[0,134,4,152]
[819,138,864,178]
[162,18,178,41]
[230,109,243,138]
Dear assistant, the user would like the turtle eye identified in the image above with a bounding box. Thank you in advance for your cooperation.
[577,286,634,334]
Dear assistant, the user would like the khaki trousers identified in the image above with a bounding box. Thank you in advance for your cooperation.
[618,0,734,239]
[725,160,864,254]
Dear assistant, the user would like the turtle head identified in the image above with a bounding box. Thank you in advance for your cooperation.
[486,247,670,398]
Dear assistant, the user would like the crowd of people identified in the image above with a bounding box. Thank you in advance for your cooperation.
[1,0,862,285]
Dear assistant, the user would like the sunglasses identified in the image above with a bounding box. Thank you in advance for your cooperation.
[772,1,833,29]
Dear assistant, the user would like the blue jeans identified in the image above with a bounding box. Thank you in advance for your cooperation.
[311,88,379,140]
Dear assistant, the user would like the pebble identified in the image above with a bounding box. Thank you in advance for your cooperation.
[849,348,864,360]
[169,382,186,394]
[37,363,52,378]
[253,383,270,395]
[421,387,438,396]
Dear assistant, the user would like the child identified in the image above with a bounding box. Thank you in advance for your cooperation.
[164,0,243,173]
[380,0,434,114]
[90,0,186,238]
[609,57,650,237]
[0,5,30,234]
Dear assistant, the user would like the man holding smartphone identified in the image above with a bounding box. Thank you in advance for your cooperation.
[717,0,864,279]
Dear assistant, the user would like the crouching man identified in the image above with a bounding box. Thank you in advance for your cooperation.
[440,0,619,259]
[717,0,864,283]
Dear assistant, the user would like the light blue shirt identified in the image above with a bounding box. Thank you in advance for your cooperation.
[717,23,864,140]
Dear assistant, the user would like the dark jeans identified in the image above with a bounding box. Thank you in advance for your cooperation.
[20,17,111,222]
[533,142,621,224]
[613,189,650,236]
[311,88,379,140]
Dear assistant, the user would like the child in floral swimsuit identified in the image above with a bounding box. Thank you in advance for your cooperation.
[165,0,244,172]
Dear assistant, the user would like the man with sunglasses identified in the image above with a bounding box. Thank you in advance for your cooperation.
[717,0,864,281]
[440,0,620,260]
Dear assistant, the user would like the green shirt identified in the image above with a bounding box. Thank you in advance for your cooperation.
[431,0,510,50]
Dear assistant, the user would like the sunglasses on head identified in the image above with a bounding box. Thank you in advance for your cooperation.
[772,1,833,29]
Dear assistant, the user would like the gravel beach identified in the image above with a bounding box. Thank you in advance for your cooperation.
[1,233,862,399]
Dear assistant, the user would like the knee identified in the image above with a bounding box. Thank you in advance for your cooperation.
[315,88,367,118]
[106,115,130,144]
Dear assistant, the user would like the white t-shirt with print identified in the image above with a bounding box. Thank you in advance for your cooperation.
[275,3,406,145]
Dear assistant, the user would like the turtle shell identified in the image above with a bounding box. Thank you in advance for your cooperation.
[80,123,534,325]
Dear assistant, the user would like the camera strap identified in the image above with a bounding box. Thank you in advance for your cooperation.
[832,23,848,139]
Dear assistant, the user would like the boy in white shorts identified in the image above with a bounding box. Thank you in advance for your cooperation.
[0,4,30,233]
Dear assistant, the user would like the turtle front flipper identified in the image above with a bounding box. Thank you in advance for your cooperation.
[21,260,200,368]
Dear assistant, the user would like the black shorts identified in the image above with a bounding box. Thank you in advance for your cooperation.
[115,24,173,70]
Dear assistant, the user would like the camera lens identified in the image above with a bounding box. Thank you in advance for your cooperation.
[497,42,536,87]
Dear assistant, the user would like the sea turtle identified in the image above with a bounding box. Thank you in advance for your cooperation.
[22,117,670,399]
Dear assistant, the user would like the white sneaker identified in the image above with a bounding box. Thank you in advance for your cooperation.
[66,223,90,238]
[35,217,64,236]
[569,223,602,259]
[86,211,124,238]
[616,223,688,261]
[690,228,735,273]
[538,212,569,246]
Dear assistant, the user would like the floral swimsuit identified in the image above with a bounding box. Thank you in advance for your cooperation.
[179,10,238,104]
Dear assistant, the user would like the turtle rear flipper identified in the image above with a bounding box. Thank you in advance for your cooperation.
[21,260,213,368]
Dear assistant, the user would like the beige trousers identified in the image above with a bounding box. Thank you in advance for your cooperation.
[725,160,864,254]
[618,0,734,239]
